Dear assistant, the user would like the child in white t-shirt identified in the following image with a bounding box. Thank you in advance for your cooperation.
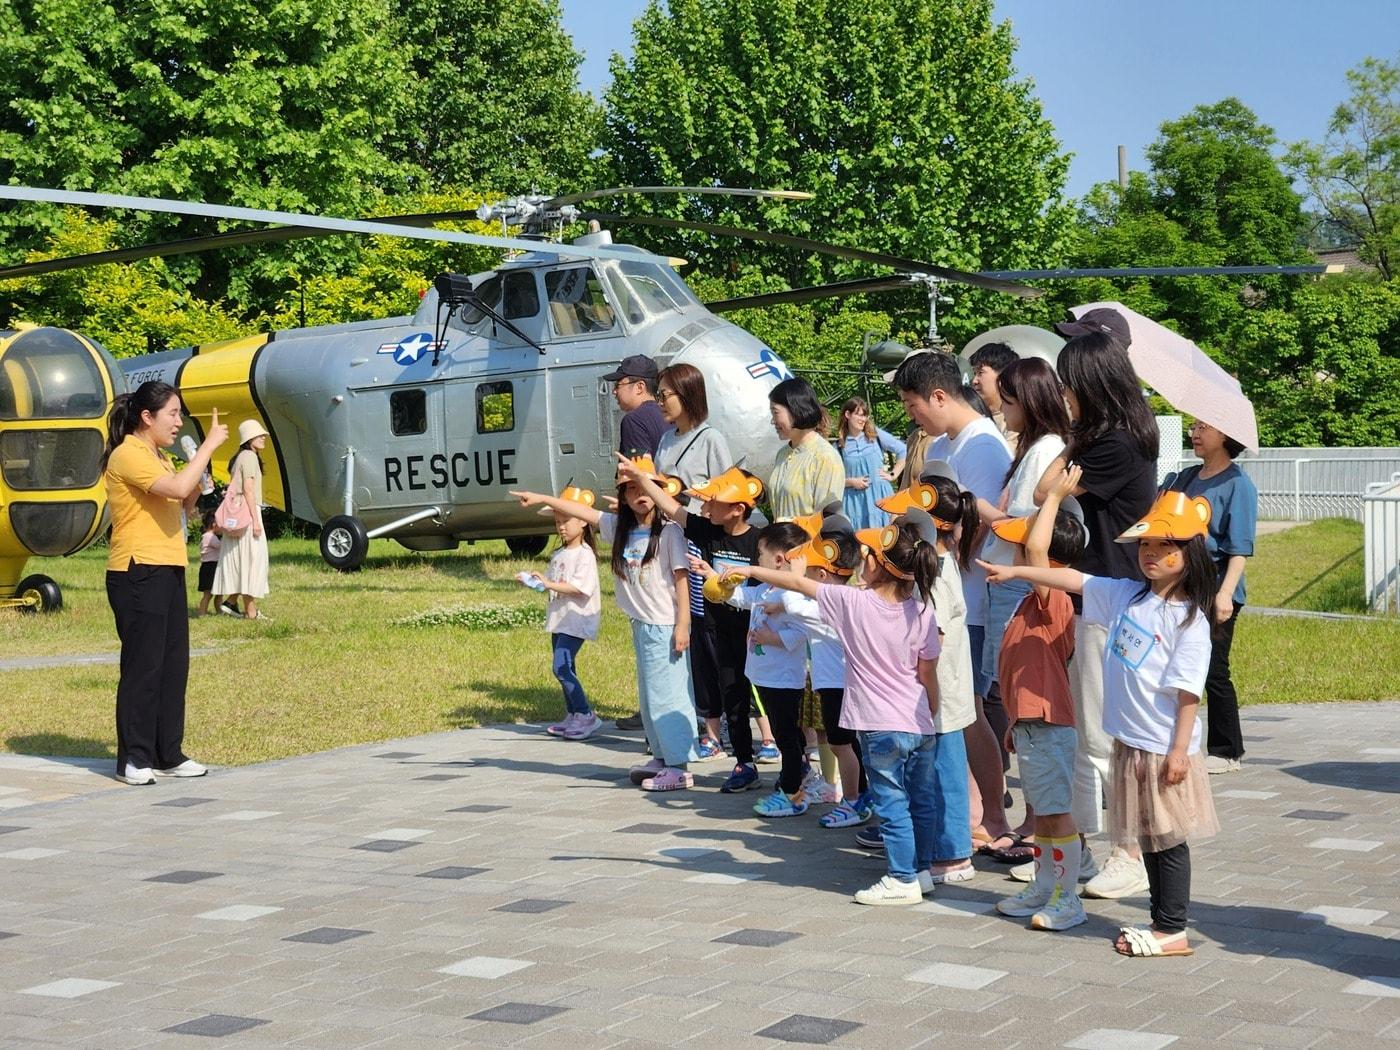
[520,486,603,742]
[980,490,1220,957]
[513,458,698,791]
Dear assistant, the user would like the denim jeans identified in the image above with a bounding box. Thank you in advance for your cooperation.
[632,620,699,767]
[859,730,938,882]
[551,633,591,716]
[927,729,973,862]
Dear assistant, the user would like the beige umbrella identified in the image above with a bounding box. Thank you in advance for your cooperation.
[1069,301,1259,451]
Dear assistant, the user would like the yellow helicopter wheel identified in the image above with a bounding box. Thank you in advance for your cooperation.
[10,573,62,614]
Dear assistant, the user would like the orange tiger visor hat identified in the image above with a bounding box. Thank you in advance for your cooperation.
[1116,491,1212,543]
[616,455,684,497]
[686,466,764,507]
[786,535,854,577]
[989,496,1088,565]
[537,485,597,517]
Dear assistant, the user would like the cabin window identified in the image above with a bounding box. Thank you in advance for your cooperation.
[0,327,108,421]
[545,267,616,336]
[477,381,514,433]
[502,271,541,320]
[390,389,427,436]
[0,428,104,490]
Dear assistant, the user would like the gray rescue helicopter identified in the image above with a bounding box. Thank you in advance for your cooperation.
[0,184,1045,574]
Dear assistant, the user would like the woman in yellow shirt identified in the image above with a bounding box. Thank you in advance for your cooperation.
[102,381,227,786]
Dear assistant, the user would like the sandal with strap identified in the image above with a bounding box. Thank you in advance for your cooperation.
[976,831,1036,864]
[1115,926,1194,958]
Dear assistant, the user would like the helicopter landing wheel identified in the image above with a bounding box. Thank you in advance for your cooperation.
[14,574,62,614]
[319,515,369,573]
[505,535,549,558]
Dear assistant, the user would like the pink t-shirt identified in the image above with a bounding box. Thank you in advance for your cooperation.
[816,584,942,735]
[199,530,221,563]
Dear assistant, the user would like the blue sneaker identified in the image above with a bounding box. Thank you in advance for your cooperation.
[854,824,884,849]
[695,737,728,762]
[818,800,872,829]
[755,741,781,765]
[753,787,808,818]
[721,763,762,793]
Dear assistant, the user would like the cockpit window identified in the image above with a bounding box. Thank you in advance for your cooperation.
[618,259,687,314]
[545,267,617,336]
[501,271,541,320]
[454,274,502,329]
[0,328,108,421]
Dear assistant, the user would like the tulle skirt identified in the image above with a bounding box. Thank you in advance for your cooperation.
[1108,739,1220,853]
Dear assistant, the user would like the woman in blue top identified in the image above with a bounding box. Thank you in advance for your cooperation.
[1168,420,1258,773]
[836,397,906,530]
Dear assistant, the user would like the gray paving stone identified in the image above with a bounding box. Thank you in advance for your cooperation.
[449,804,508,813]
[1283,809,1349,821]
[713,928,802,947]
[417,865,488,879]
[466,1001,568,1024]
[162,1013,271,1037]
[351,839,419,852]
[494,898,572,913]
[413,774,466,781]
[374,752,422,759]
[152,796,216,808]
[755,1013,863,1044]
[283,927,372,944]
[145,869,223,883]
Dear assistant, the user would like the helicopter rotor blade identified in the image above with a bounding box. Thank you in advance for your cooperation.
[0,209,483,281]
[582,211,1041,298]
[981,264,1342,279]
[545,186,814,208]
[0,186,664,270]
[706,275,923,313]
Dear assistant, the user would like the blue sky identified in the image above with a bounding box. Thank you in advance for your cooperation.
[558,0,1399,199]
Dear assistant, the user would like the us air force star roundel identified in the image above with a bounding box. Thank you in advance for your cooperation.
[376,332,445,365]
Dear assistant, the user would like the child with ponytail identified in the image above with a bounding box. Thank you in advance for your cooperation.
[732,517,945,906]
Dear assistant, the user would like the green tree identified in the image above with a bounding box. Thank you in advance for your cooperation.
[601,0,1072,353]
[1287,56,1400,280]
[392,0,602,193]
[0,0,422,311]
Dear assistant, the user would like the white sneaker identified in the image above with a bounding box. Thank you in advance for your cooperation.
[118,763,156,786]
[802,768,840,804]
[1205,755,1242,774]
[854,875,923,907]
[996,881,1053,917]
[1082,847,1149,899]
[1030,887,1088,931]
[154,760,207,778]
[563,713,602,740]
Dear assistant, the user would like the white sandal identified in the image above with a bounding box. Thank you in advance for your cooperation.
[1115,925,1193,958]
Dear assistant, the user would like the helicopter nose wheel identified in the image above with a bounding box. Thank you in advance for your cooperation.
[319,515,369,573]
[505,535,549,558]
[15,574,62,614]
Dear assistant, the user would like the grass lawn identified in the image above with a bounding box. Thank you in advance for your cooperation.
[1247,518,1368,614]
[3,520,1396,765]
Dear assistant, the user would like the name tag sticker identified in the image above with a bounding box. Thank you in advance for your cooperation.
[1111,614,1156,670]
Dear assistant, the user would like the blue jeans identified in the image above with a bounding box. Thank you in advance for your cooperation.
[551,633,591,716]
[631,620,699,767]
[928,730,972,862]
[859,730,937,883]
[980,577,1033,697]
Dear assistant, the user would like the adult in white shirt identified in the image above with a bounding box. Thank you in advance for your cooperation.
[890,351,1027,864]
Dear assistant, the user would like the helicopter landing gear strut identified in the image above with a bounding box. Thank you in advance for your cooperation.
[319,515,369,573]
[11,573,62,614]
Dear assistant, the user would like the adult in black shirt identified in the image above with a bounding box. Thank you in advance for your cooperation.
[604,354,666,457]
[1036,327,1158,899]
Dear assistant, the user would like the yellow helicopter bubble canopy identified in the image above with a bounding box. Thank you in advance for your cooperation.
[0,326,123,577]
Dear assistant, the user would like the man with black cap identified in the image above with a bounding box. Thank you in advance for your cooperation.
[1054,307,1131,349]
[604,354,666,458]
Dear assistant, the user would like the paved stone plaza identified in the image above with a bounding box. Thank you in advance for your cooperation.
[0,701,1397,1048]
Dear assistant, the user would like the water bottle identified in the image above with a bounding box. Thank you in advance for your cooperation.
[180,436,215,495]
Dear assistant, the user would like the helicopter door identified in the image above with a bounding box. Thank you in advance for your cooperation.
[440,372,548,531]
[368,383,445,512]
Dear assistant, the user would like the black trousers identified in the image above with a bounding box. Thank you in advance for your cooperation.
[757,686,806,793]
[107,564,190,773]
[818,688,867,795]
[1140,840,1191,934]
[691,616,756,764]
[1205,602,1245,759]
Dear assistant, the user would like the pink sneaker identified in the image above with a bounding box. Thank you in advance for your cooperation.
[563,713,602,740]
[546,713,579,737]
[629,757,666,785]
[641,767,694,792]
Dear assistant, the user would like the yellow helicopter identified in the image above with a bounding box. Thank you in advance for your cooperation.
[0,323,126,611]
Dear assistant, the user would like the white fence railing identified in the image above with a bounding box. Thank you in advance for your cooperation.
[1364,474,1400,613]
[1173,451,1400,522]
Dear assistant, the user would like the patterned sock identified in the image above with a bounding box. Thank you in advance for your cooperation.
[1049,835,1081,900]
[1032,843,1054,892]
